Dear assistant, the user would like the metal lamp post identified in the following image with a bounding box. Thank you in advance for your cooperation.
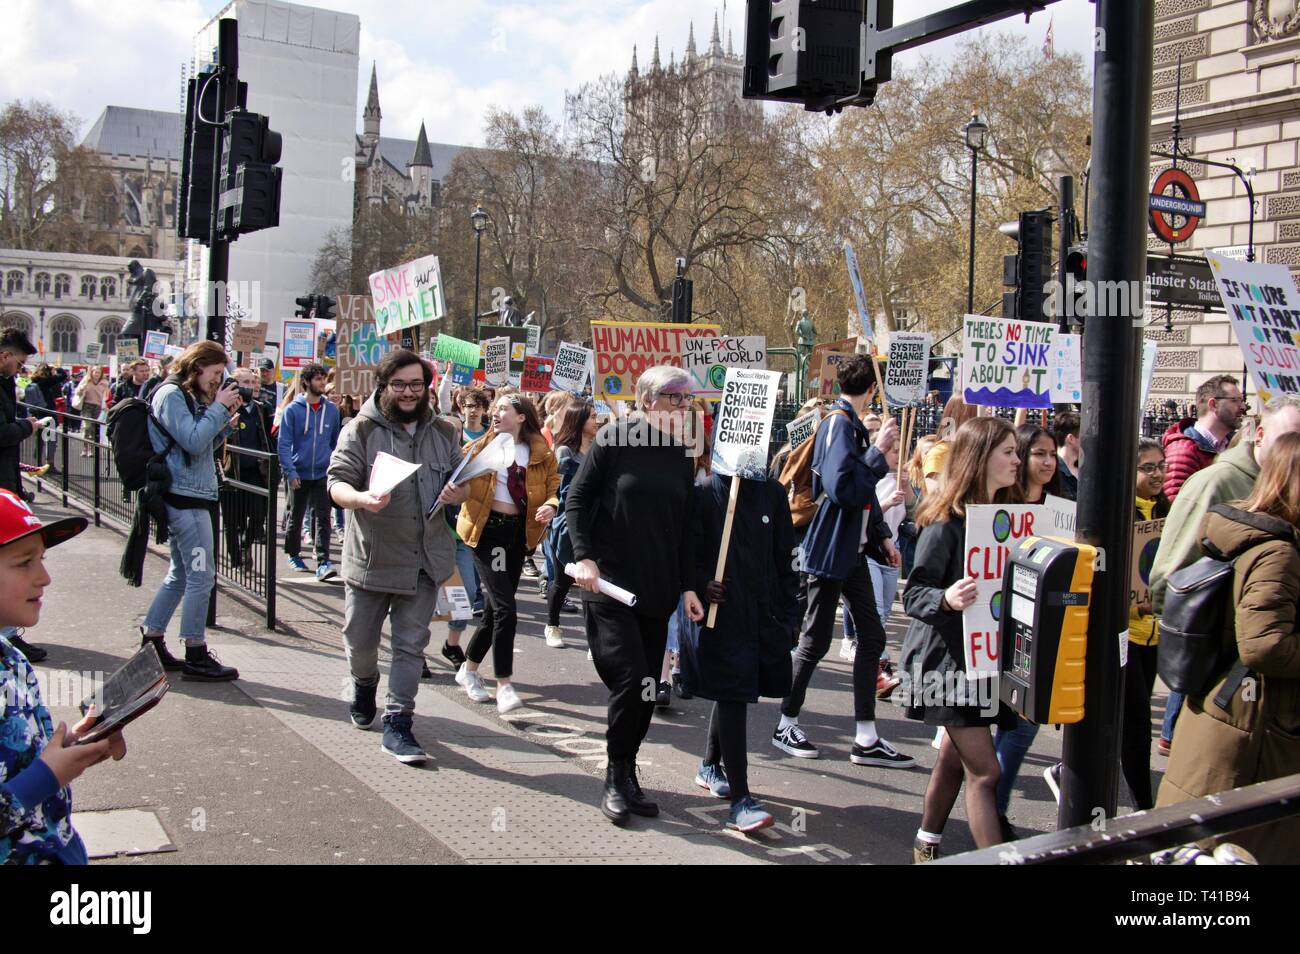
[471,205,489,341]
[963,111,988,314]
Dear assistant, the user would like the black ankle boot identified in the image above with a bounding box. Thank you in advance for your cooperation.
[601,761,630,826]
[181,644,239,682]
[140,629,184,672]
[620,758,659,817]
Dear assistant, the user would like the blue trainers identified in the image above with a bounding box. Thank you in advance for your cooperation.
[382,715,429,765]
[694,761,731,799]
[316,560,338,582]
[727,796,775,834]
[287,555,309,572]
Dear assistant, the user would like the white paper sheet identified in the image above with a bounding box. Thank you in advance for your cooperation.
[368,451,421,497]
[564,563,637,607]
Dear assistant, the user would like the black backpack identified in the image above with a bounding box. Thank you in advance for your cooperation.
[106,383,194,492]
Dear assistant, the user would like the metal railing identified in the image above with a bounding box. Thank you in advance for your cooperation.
[935,772,1300,864]
[18,401,279,629]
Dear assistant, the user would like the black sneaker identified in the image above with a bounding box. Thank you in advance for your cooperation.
[849,738,915,768]
[538,578,549,598]
[181,646,239,681]
[350,681,377,730]
[382,715,428,765]
[521,557,540,579]
[421,661,434,679]
[672,672,693,700]
[8,634,47,663]
[772,723,820,759]
[654,680,671,708]
[441,641,467,667]
[140,631,184,672]
[998,814,1020,843]
[561,599,579,614]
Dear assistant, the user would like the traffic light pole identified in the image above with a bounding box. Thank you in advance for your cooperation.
[206,18,239,348]
[1059,0,1153,831]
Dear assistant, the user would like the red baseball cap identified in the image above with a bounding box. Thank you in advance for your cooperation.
[0,490,87,549]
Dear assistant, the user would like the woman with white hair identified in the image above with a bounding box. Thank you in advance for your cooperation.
[567,365,706,825]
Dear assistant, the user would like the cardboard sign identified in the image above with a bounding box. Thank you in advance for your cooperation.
[231,321,269,354]
[522,355,554,392]
[451,363,474,386]
[478,324,530,376]
[710,368,782,480]
[785,410,820,451]
[884,332,931,407]
[368,254,446,336]
[1042,494,1077,540]
[963,505,1044,676]
[589,320,721,400]
[116,338,140,361]
[1131,518,1164,609]
[84,342,102,362]
[819,352,849,397]
[680,335,767,398]
[143,331,168,360]
[432,332,480,369]
[483,337,510,387]
[1049,332,1083,405]
[810,337,857,381]
[282,320,317,369]
[334,296,390,398]
[550,342,592,393]
[843,241,874,340]
[961,315,1054,409]
[1206,252,1300,401]
[525,324,540,356]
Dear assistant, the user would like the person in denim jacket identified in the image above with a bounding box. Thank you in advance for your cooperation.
[138,341,241,682]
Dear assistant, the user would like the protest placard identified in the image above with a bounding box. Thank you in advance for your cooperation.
[334,296,390,397]
[550,342,592,393]
[883,332,931,407]
[681,335,767,398]
[843,242,874,341]
[231,321,269,354]
[143,331,168,360]
[1206,251,1300,401]
[483,337,510,387]
[368,254,446,336]
[116,338,139,361]
[1139,340,1158,428]
[282,320,317,369]
[961,314,1054,409]
[525,325,540,356]
[84,342,102,362]
[589,320,720,400]
[522,355,553,392]
[1049,332,1083,405]
[819,352,849,397]
[432,332,480,369]
[785,410,820,451]
[479,324,530,376]
[963,504,1043,675]
[711,368,782,480]
[1131,518,1164,609]
[1042,493,1077,540]
[163,345,183,359]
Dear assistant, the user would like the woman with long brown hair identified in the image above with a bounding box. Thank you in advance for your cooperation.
[899,416,1021,861]
[451,393,559,713]
[543,399,601,648]
[1156,431,1300,863]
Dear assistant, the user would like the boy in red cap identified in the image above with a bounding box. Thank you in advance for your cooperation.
[0,489,127,863]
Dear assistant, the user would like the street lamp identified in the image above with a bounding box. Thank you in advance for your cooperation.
[963,110,988,315]
[470,205,489,341]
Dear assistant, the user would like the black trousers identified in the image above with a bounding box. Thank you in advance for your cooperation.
[586,600,671,761]
[704,700,749,803]
[546,572,575,626]
[783,555,885,722]
[1120,641,1159,810]
[286,477,330,562]
[466,515,525,678]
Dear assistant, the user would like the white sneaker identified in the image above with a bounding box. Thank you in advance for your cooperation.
[544,625,565,648]
[587,648,593,660]
[496,683,523,714]
[838,638,857,661]
[455,663,491,703]
[931,727,945,750]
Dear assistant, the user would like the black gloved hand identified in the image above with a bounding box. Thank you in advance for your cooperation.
[705,579,727,604]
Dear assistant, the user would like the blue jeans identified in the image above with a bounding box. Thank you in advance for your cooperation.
[1161,691,1184,743]
[448,539,484,633]
[144,504,216,644]
[867,558,900,624]
[994,716,1041,815]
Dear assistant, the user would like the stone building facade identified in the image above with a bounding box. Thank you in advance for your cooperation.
[1146,0,1300,405]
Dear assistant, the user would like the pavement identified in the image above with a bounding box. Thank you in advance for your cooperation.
[22,485,1171,865]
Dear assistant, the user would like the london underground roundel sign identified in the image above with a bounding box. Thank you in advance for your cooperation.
[1149,168,1205,244]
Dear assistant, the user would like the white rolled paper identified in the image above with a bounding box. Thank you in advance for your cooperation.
[564,563,637,607]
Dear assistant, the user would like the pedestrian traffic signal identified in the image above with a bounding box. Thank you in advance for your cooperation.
[294,296,315,320]
[178,69,221,242]
[316,296,336,324]
[742,0,871,112]
[671,276,693,324]
[999,211,1055,323]
[219,110,283,237]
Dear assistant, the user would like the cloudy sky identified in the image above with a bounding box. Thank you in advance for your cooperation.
[2,0,1100,147]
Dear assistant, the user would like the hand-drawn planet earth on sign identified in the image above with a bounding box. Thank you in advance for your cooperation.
[708,364,728,390]
[604,375,623,395]
[991,590,1003,621]
[992,510,1013,543]
[1139,538,1160,584]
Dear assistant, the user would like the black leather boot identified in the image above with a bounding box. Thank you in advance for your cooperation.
[140,628,184,672]
[620,757,659,817]
[601,760,630,826]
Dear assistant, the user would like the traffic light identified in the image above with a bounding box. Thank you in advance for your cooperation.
[294,295,315,320]
[671,276,693,323]
[218,109,283,237]
[315,296,337,323]
[998,210,1054,323]
[1064,244,1088,323]
[742,0,872,112]
[178,69,220,241]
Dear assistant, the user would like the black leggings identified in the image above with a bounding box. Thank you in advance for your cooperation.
[704,701,749,803]
[466,515,525,678]
[1120,641,1159,810]
[546,572,575,626]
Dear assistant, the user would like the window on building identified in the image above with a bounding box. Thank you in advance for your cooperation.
[100,277,116,299]
[4,272,22,295]
[54,274,71,299]
[49,317,79,354]
[97,318,123,355]
[0,313,32,337]
[34,273,51,296]
[81,276,97,298]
